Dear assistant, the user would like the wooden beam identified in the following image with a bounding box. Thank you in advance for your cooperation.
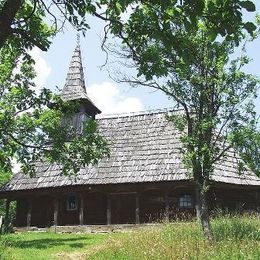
[135,193,140,224]
[106,194,111,225]
[53,197,58,226]
[4,199,10,230]
[165,193,169,222]
[26,199,32,228]
[256,191,260,211]
[79,195,84,226]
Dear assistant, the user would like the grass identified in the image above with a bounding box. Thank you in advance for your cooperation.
[0,215,259,259]
[0,232,108,260]
[89,215,260,260]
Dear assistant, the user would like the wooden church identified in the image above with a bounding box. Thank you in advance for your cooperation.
[0,43,259,228]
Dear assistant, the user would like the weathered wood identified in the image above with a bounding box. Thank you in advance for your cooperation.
[165,193,169,222]
[107,194,111,225]
[135,193,140,224]
[2,110,259,195]
[53,198,58,226]
[26,200,32,228]
[79,195,84,225]
[4,199,10,229]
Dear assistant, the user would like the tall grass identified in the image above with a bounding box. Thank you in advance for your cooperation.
[89,215,260,260]
[0,235,11,260]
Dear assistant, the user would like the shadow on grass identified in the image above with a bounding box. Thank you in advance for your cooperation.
[5,236,94,250]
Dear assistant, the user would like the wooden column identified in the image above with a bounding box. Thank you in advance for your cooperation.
[26,199,32,228]
[79,195,84,226]
[106,194,111,225]
[53,197,58,226]
[135,193,140,224]
[165,193,169,223]
[4,199,10,229]
[256,191,260,212]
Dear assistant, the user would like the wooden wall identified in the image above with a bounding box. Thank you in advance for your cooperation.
[13,182,259,227]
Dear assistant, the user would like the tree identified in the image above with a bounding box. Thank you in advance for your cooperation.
[0,0,259,240]
[0,1,109,178]
[233,125,260,175]
[0,1,258,51]
[93,1,259,241]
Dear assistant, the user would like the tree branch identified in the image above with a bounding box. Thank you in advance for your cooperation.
[11,28,47,51]
[0,0,23,48]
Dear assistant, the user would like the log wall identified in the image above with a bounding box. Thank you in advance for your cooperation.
[13,182,259,227]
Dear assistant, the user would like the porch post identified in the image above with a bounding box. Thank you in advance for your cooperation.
[4,199,10,230]
[135,193,140,224]
[26,199,32,228]
[106,194,111,225]
[53,197,58,226]
[79,195,84,226]
[165,193,169,222]
[256,191,260,212]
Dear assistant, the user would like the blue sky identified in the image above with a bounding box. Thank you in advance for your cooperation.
[31,8,260,117]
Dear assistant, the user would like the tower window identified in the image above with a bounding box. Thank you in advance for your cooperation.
[74,112,90,133]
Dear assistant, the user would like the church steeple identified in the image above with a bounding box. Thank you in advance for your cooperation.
[61,36,101,117]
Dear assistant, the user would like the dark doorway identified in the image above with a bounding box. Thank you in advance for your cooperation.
[31,196,53,227]
[111,193,136,224]
[85,192,106,225]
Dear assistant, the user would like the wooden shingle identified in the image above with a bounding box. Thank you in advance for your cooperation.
[1,110,260,192]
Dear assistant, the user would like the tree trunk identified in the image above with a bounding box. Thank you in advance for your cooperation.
[0,0,23,48]
[195,184,213,242]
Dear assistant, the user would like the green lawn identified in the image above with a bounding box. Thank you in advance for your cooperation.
[0,232,110,260]
[0,216,259,260]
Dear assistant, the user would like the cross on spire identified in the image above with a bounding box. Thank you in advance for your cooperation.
[77,33,80,46]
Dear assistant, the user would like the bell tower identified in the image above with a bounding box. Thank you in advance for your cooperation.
[61,35,101,118]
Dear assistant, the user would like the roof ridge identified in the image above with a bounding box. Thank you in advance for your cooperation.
[97,107,184,119]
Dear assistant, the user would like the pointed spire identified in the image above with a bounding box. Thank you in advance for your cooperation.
[61,35,101,116]
[61,36,87,100]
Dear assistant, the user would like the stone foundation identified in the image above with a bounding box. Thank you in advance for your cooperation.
[13,223,160,234]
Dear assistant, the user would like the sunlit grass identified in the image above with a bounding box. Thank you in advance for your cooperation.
[0,232,107,260]
[89,215,260,260]
[0,215,259,260]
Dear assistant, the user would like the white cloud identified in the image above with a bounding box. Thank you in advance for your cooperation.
[87,81,143,114]
[11,159,21,174]
[29,48,51,94]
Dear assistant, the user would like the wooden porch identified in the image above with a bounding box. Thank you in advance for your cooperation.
[2,181,259,229]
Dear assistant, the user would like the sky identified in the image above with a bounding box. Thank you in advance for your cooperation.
[30,7,260,117]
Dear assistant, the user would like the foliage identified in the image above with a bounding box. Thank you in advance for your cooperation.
[232,124,260,175]
[0,1,109,178]
[0,172,11,217]
[0,0,259,240]
[88,0,259,240]
[0,1,258,177]
[0,1,258,50]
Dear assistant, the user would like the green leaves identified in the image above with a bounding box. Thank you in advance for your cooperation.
[240,1,256,12]
[244,22,257,36]
[96,1,259,185]
[0,37,109,177]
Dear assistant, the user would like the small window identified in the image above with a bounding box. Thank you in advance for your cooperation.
[75,112,90,133]
[179,195,192,208]
[67,195,78,211]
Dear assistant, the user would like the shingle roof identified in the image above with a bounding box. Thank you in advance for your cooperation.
[1,110,260,192]
[61,44,101,114]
